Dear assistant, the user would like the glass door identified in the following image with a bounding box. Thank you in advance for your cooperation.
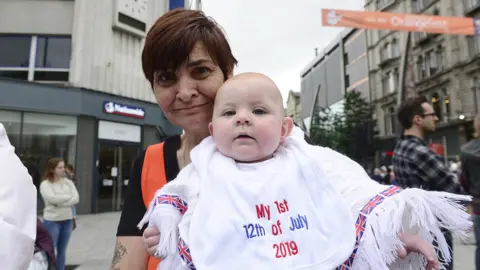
[97,142,139,212]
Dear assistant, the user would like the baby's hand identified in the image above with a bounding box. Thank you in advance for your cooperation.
[143,226,161,257]
[398,232,440,270]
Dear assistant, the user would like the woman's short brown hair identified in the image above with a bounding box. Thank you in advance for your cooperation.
[142,9,238,87]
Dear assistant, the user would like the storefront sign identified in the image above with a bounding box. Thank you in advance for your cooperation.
[103,101,145,119]
[321,9,476,36]
[98,120,141,143]
[169,0,185,10]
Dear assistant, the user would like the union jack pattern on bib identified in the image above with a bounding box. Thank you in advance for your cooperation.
[178,237,196,270]
[155,194,189,214]
[336,185,402,270]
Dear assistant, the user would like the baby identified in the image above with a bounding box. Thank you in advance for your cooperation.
[139,73,471,270]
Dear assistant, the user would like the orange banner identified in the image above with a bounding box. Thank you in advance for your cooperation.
[321,9,476,36]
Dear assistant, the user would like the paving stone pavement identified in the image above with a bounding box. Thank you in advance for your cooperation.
[66,212,120,270]
[67,212,476,270]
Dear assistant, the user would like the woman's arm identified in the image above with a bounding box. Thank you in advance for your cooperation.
[112,151,149,269]
[40,181,72,205]
[57,179,80,207]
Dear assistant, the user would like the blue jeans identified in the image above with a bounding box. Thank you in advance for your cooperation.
[474,214,480,270]
[43,219,73,270]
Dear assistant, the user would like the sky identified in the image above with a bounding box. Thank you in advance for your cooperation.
[201,0,365,104]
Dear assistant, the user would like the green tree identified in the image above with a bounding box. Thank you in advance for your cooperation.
[309,106,346,154]
[309,90,375,164]
[342,90,376,163]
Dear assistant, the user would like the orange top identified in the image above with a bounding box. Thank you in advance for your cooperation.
[141,143,167,270]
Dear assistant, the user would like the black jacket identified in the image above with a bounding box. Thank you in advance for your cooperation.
[461,139,480,212]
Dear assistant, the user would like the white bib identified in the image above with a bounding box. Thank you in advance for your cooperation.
[140,129,355,270]
[188,144,355,270]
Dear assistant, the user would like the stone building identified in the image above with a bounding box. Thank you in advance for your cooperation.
[365,0,479,163]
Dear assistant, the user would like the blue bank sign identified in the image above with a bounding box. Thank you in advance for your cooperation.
[103,101,145,119]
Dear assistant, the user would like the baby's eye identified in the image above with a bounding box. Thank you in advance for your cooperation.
[222,110,235,116]
[253,108,266,115]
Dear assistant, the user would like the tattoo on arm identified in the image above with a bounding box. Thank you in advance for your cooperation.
[111,240,127,268]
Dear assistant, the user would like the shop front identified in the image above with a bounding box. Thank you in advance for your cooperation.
[0,78,181,214]
[96,120,142,213]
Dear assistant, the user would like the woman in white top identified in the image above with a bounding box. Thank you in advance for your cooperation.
[40,157,79,270]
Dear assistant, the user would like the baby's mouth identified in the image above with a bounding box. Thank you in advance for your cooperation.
[236,134,254,140]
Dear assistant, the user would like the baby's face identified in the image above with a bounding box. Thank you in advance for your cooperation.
[209,74,292,162]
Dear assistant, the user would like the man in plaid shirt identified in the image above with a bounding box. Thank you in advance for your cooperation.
[393,96,459,192]
[393,95,460,270]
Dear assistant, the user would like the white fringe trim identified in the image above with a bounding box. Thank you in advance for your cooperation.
[137,195,183,260]
[352,189,472,270]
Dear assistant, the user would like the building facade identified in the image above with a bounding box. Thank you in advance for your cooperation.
[300,28,370,133]
[286,90,302,126]
[365,0,480,164]
[0,0,194,214]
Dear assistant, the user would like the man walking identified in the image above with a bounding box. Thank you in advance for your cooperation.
[460,114,480,269]
[392,96,460,269]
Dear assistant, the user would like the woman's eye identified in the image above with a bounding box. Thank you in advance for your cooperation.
[192,67,211,79]
[253,109,266,115]
[222,110,235,116]
[156,71,176,84]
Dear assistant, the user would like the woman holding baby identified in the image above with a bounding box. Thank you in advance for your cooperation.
[113,8,467,270]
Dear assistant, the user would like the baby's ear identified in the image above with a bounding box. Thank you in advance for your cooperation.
[208,122,214,136]
[280,117,294,143]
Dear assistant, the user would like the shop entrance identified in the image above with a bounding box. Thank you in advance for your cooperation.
[96,141,139,212]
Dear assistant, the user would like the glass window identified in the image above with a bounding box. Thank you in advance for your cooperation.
[35,36,71,69]
[436,45,444,70]
[34,71,69,81]
[431,92,443,121]
[388,72,395,93]
[0,36,31,68]
[0,70,29,80]
[0,110,22,149]
[382,73,389,94]
[20,113,77,187]
[389,107,397,134]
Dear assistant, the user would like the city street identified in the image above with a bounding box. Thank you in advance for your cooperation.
[66,212,476,270]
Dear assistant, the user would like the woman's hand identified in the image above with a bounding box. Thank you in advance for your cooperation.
[143,226,161,257]
[398,232,441,270]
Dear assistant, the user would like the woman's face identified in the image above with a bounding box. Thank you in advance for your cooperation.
[153,42,226,134]
[54,161,65,178]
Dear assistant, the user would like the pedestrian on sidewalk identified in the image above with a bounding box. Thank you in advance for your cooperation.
[393,96,461,270]
[0,123,37,269]
[460,114,480,269]
[40,158,80,270]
